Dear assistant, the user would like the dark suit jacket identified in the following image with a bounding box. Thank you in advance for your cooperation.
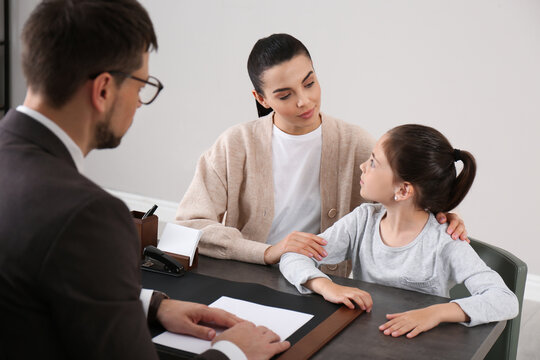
[0,110,227,360]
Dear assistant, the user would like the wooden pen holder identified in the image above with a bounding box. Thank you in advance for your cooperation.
[132,210,158,259]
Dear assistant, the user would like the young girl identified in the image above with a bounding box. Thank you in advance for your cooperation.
[280,124,518,338]
[176,34,468,278]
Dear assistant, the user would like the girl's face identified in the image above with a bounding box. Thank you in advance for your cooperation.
[359,134,397,204]
[255,54,321,135]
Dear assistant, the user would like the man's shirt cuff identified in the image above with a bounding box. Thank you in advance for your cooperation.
[211,340,247,360]
[140,288,153,318]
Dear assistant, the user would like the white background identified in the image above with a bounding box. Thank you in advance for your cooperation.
[9,1,540,278]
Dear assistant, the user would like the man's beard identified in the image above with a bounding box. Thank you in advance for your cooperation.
[95,106,122,149]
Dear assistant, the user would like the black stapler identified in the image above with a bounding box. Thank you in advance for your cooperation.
[141,245,185,277]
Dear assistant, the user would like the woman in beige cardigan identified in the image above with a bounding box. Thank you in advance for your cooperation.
[176,34,467,277]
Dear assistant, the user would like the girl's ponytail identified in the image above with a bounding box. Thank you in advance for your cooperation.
[444,149,477,212]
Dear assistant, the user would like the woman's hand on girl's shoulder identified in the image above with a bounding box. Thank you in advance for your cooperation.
[307,278,373,312]
[436,212,470,243]
[264,231,328,265]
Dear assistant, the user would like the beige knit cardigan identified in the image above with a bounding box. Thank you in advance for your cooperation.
[176,113,375,274]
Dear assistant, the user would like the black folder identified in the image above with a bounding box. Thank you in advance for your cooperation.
[142,271,362,359]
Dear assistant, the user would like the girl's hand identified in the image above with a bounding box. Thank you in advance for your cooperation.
[306,278,373,311]
[435,212,469,242]
[264,231,328,264]
[379,303,468,339]
[379,306,441,339]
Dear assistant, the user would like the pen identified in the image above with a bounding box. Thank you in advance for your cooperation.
[141,204,158,219]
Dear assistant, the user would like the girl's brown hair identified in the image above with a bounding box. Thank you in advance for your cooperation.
[383,124,476,213]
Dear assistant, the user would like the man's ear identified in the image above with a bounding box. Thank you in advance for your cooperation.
[252,90,270,109]
[90,73,115,113]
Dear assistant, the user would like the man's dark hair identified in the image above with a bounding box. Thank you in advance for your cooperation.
[247,33,311,117]
[21,0,158,108]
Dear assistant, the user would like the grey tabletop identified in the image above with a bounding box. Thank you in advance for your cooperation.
[158,255,507,360]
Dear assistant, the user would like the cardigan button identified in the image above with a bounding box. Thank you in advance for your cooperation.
[327,208,337,218]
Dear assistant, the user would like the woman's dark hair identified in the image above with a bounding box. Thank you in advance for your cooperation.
[383,124,477,214]
[247,33,311,117]
[22,0,157,108]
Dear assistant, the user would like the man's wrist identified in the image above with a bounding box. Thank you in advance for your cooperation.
[148,290,169,325]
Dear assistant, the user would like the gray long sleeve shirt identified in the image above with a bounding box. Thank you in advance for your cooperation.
[280,203,518,327]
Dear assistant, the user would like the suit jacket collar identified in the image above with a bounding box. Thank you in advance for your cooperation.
[0,109,77,169]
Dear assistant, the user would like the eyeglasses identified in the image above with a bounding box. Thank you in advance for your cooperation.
[90,71,164,105]
[109,71,164,105]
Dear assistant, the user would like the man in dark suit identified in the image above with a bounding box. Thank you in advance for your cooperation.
[0,1,290,359]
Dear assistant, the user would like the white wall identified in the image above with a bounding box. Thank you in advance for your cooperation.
[9,0,39,108]
[9,1,540,279]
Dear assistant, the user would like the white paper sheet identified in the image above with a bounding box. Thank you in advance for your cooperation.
[157,222,201,266]
[152,296,313,354]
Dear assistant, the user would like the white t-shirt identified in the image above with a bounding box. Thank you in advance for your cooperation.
[266,124,322,245]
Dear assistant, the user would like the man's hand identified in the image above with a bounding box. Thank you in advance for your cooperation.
[212,321,290,360]
[436,212,469,242]
[379,303,469,339]
[156,299,242,340]
[306,277,373,312]
[264,231,328,265]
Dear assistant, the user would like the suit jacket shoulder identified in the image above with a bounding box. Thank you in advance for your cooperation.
[0,110,157,359]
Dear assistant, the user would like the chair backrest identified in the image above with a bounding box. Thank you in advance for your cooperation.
[449,238,527,360]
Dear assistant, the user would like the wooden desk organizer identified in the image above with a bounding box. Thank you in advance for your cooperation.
[132,210,158,259]
[162,248,199,271]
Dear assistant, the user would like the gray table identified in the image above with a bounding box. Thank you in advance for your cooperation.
[152,255,506,360]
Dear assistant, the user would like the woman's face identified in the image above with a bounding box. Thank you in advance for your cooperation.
[256,54,322,135]
[359,134,397,204]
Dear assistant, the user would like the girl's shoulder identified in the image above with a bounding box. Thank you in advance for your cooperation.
[357,202,384,213]
[326,203,385,235]
[350,202,385,221]
[423,214,474,256]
